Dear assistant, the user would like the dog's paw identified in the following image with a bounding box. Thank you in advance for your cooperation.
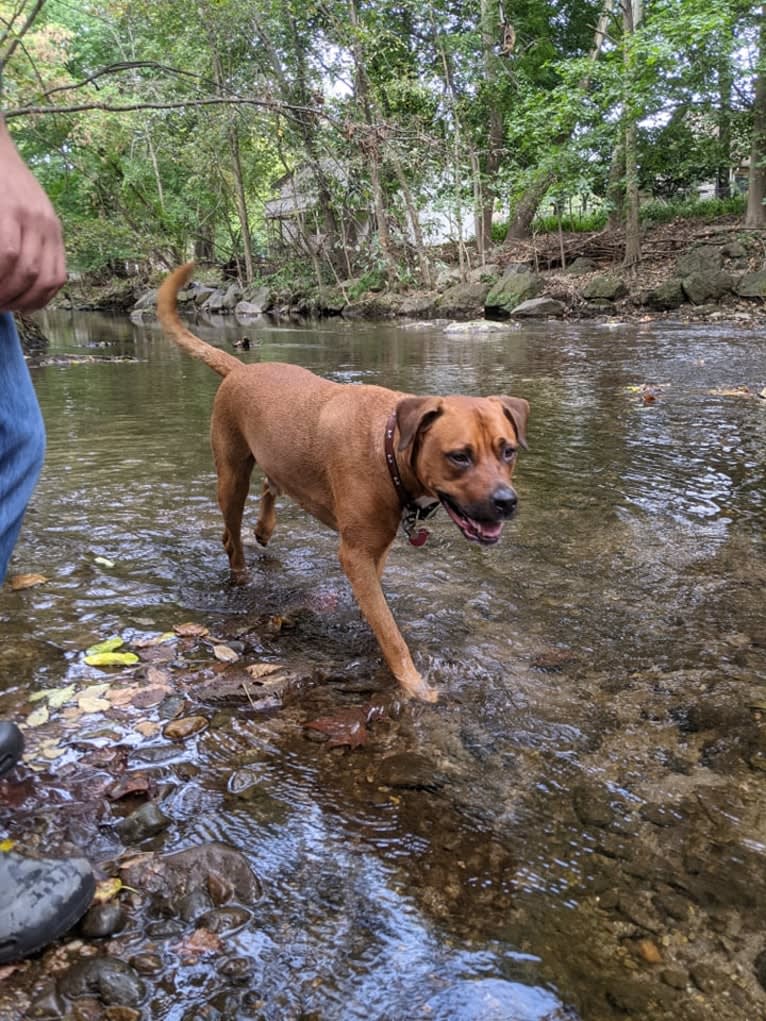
[400,677,439,703]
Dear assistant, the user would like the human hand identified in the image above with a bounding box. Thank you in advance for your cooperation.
[0,118,66,311]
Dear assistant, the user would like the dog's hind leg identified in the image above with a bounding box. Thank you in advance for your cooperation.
[254,477,279,547]
[215,452,255,582]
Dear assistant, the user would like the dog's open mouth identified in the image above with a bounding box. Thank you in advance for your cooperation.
[438,494,504,546]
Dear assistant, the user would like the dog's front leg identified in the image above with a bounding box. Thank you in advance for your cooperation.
[339,538,438,703]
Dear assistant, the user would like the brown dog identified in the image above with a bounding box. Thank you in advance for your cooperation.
[157,263,529,702]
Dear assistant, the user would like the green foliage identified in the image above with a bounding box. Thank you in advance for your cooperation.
[0,0,760,281]
[640,194,746,225]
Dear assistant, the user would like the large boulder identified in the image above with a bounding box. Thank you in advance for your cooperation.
[511,296,565,317]
[241,284,273,313]
[436,281,491,317]
[645,279,685,310]
[676,245,723,277]
[581,275,628,301]
[132,289,157,311]
[399,294,438,317]
[681,270,735,305]
[564,256,599,275]
[485,271,541,314]
[221,283,242,310]
[736,270,766,298]
[202,288,226,312]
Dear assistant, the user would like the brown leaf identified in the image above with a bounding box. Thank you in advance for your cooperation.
[9,573,48,591]
[304,707,370,749]
[245,663,284,682]
[212,644,239,663]
[178,926,223,958]
[132,686,169,709]
[107,772,153,801]
[173,622,209,638]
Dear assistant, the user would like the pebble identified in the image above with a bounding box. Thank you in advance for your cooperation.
[59,956,146,1007]
[163,715,209,741]
[80,901,128,939]
[117,802,171,843]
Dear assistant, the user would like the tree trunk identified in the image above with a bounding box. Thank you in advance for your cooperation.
[716,52,733,199]
[606,140,625,228]
[479,0,504,256]
[506,0,616,240]
[227,124,255,284]
[347,0,398,278]
[746,5,766,227]
[623,0,643,269]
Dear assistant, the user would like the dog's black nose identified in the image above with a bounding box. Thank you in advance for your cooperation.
[493,486,518,517]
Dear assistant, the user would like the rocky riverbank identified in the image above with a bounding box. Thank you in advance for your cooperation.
[54,217,766,327]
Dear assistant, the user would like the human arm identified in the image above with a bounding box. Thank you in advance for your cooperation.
[0,116,66,311]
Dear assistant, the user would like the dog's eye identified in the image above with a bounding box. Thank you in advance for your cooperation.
[447,450,472,468]
[501,444,517,462]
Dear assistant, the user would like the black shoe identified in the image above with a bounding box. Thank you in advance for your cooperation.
[0,722,24,778]
[0,851,95,963]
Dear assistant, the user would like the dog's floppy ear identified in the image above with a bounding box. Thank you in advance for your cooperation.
[395,396,443,451]
[491,396,530,450]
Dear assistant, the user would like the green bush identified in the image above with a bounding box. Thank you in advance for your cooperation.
[639,194,745,224]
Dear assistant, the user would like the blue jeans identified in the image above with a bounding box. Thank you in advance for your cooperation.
[0,313,45,583]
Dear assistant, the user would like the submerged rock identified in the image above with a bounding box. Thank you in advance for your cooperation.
[422,978,574,1021]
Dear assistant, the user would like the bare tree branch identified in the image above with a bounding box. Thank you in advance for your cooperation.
[4,95,338,126]
[0,0,47,73]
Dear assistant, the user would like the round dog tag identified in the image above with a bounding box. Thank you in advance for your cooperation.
[409,528,429,547]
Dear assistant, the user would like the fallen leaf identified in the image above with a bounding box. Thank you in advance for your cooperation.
[107,773,152,800]
[80,683,110,698]
[134,720,161,738]
[94,556,115,568]
[39,741,66,760]
[25,705,49,728]
[78,696,111,714]
[304,707,370,749]
[8,573,47,591]
[85,637,125,656]
[107,686,139,707]
[93,877,124,904]
[245,663,284,681]
[173,622,209,638]
[178,927,222,957]
[134,632,177,648]
[0,838,15,852]
[48,685,77,709]
[84,652,140,667]
[61,706,84,722]
[212,644,239,663]
[132,687,168,709]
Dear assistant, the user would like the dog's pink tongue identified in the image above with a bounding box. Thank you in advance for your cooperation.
[475,520,503,542]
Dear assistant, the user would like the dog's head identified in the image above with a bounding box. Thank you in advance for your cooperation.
[395,394,529,546]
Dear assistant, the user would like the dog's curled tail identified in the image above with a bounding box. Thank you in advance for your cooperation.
[157,262,242,378]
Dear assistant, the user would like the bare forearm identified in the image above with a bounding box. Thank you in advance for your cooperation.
[0,116,66,312]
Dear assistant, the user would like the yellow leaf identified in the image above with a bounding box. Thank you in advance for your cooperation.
[26,705,49,728]
[84,652,139,667]
[0,839,15,852]
[39,741,66,760]
[47,685,76,709]
[93,877,123,904]
[8,573,48,591]
[80,683,110,698]
[28,690,49,703]
[85,637,124,656]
